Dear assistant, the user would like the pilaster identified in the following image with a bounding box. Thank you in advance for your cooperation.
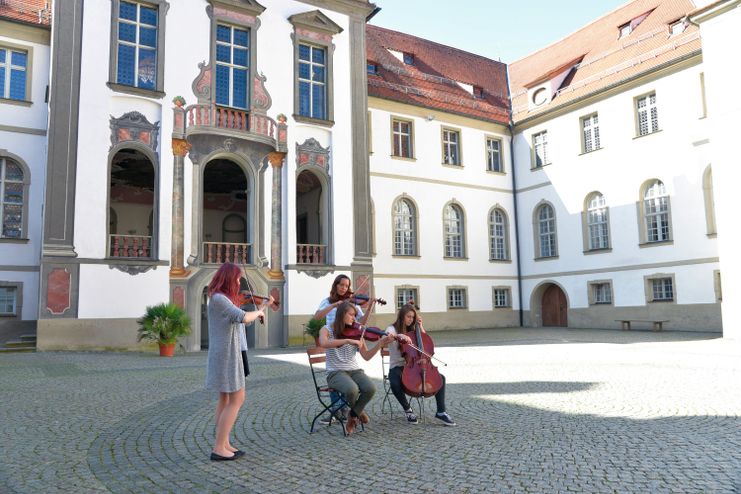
[267,151,286,280]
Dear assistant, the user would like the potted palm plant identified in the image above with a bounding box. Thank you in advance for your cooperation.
[137,303,191,356]
[304,317,326,347]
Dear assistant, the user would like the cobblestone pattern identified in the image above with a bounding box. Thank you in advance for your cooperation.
[1,328,740,493]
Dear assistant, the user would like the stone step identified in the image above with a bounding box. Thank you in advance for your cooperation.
[4,340,36,349]
[19,334,37,343]
[0,346,35,353]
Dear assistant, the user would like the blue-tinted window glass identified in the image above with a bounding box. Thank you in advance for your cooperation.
[217,25,231,42]
[0,50,5,63]
[9,69,26,100]
[137,49,156,90]
[312,47,325,64]
[120,1,137,21]
[298,62,310,80]
[312,84,325,120]
[299,81,310,116]
[233,48,248,67]
[299,44,311,61]
[10,51,26,67]
[0,68,5,97]
[139,27,157,48]
[233,69,247,109]
[233,29,248,47]
[215,65,230,106]
[312,66,325,83]
[139,6,157,26]
[216,44,231,63]
[118,21,136,42]
[117,44,136,86]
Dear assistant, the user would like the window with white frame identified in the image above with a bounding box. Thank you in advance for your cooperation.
[0,47,27,100]
[581,114,601,152]
[587,193,609,250]
[644,180,670,242]
[636,93,659,136]
[537,204,557,257]
[591,282,612,304]
[489,208,508,260]
[392,118,413,158]
[651,277,674,301]
[1,157,24,239]
[442,129,461,165]
[298,43,327,120]
[444,203,464,258]
[215,24,250,109]
[115,1,158,90]
[532,131,549,167]
[486,138,502,172]
[447,287,466,309]
[0,286,16,315]
[493,288,510,308]
[395,287,418,310]
[393,198,416,256]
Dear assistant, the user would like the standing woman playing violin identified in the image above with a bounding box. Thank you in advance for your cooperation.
[318,301,394,435]
[205,262,272,461]
[314,274,375,327]
[386,304,456,426]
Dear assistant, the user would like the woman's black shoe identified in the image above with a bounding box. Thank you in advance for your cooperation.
[210,452,238,461]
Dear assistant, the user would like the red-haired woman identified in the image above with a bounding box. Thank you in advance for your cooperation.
[205,262,271,461]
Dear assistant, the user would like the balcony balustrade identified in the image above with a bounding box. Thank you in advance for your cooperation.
[203,241,252,265]
[109,235,152,258]
[296,244,326,264]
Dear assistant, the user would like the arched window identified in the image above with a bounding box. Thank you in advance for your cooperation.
[489,207,509,260]
[0,156,26,239]
[586,193,609,250]
[295,169,330,264]
[444,203,465,258]
[643,180,671,242]
[703,166,716,236]
[393,198,417,256]
[537,203,557,258]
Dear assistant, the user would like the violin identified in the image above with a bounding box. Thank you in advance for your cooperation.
[341,290,387,306]
[342,322,388,342]
[238,292,279,324]
[400,303,446,398]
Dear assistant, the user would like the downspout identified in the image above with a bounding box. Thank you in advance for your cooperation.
[505,65,524,327]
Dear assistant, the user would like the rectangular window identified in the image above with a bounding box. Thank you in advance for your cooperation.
[493,288,510,308]
[367,63,377,75]
[0,47,28,100]
[1,157,24,238]
[392,118,413,158]
[442,129,461,165]
[403,52,414,65]
[636,93,659,136]
[486,138,502,172]
[215,24,250,109]
[298,43,327,120]
[447,288,466,309]
[532,131,549,167]
[395,287,418,311]
[592,283,612,304]
[116,1,158,90]
[581,114,601,152]
[651,278,673,301]
[0,286,16,315]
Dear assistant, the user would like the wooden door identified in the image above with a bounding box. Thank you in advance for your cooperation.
[542,285,567,327]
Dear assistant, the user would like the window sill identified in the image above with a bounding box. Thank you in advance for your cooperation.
[706,233,717,239]
[0,237,30,244]
[578,147,603,156]
[493,305,512,309]
[443,256,469,261]
[531,163,552,171]
[648,299,675,304]
[583,248,612,255]
[442,163,463,169]
[390,155,416,162]
[293,114,335,128]
[447,307,468,311]
[639,240,673,248]
[391,254,420,259]
[0,97,32,107]
[489,258,512,263]
[534,255,558,261]
[633,129,662,140]
[589,302,614,307]
[107,82,165,99]
[486,169,506,175]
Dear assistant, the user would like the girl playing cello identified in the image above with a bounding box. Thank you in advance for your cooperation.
[385,304,456,426]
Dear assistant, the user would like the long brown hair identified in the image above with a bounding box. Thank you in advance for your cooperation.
[332,302,356,338]
[393,304,418,335]
[328,274,351,303]
[208,262,241,305]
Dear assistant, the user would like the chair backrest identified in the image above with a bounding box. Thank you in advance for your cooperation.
[380,347,390,379]
[307,347,328,390]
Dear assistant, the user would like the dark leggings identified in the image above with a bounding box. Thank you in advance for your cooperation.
[388,366,446,414]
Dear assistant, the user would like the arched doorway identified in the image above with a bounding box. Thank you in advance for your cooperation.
[202,159,250,264]
[542,284,568,327]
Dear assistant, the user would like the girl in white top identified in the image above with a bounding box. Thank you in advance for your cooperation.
[314,274,375,327]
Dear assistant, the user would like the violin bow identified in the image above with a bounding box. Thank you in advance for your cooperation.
[242,271,265,324]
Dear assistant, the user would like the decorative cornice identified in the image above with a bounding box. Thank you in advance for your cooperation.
[288,9,344,36]
[110,112,160,152]
[208,0,266,17]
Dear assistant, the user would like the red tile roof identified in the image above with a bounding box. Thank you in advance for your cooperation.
[0,0,51,27]
[366,25,510,125]
[509,0,701,122]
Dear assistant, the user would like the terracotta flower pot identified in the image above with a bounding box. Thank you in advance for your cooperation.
[159,343,176,357]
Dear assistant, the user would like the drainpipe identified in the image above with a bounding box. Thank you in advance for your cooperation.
[505,65,524,327]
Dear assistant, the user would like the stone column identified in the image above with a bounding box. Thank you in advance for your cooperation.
[170,138,190,276]
[267,152,286,280]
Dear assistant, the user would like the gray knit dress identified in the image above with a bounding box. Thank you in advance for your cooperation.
[205,293,247,393]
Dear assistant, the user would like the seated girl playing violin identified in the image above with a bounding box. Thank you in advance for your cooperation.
[314,274,376,327]
[385,304,456,426]
[318,301,394,435]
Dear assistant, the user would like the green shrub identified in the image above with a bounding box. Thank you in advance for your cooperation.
[137,303,191,345]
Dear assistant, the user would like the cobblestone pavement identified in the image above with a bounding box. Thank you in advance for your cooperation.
[1,328,740,494]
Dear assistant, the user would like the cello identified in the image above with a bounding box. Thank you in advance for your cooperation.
[400,302,446,398]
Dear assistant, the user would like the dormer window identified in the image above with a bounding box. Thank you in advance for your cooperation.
[670,19,686,36]
[473,86,484,99]
[618,22,632,38]
[403,52,414,65]
[367,62,377,75]
[618,10,653,39]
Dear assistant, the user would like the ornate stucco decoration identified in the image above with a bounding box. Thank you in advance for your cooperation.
[296,138,330,172]
[208,0,265,23]
[252,72,272,114]
[288,10,343,38]
[109,264,156,276]
[191,61,212,104]
[296,266,335,279]
[110,112,160,152]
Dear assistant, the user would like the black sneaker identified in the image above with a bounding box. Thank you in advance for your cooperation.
[435,412,456,426]
[404,409,419,424]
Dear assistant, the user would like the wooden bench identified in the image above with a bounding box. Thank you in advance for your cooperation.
[615,319,668,331]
